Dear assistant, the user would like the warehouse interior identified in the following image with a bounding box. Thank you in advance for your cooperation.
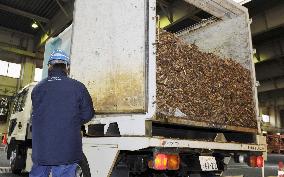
[0,0,283,176]
[0,0,283,134]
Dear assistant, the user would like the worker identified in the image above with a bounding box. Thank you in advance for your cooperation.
[29,49,94,177]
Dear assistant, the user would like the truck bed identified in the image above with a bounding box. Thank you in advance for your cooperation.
[54,0,260,134]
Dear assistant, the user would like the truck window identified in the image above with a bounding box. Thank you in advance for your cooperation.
[0,97,9,122]
[11,89,28,114]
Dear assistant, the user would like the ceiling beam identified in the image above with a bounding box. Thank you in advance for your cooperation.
[251,3,284,37]
[0,45,35,57]
[0,26,34,38]
[255,57,284,81]
[0,43,43,59]
[55,0,70,18]
[258,77,284,93]
[35,1,74,48]
[0,3,50,23]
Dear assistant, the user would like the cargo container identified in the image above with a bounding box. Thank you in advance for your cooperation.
[71,0,259,134]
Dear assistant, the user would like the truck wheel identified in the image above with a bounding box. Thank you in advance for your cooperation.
[10,150,22,174]
[76,154,91,177]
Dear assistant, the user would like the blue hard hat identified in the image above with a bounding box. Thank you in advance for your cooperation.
[48,49,70,65]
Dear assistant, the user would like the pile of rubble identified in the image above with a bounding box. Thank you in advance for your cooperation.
[156,31,257,128]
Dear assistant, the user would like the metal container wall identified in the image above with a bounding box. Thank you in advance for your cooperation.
[70,0,147,113]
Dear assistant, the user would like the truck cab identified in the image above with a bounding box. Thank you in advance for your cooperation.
[6,83,34,174]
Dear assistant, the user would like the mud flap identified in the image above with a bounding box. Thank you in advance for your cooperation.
[83,142,119,177]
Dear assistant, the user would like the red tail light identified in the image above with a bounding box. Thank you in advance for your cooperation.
[154,154,168,170]
[249,156,263,168]
[256,156,264,168]
[149,153,180,171]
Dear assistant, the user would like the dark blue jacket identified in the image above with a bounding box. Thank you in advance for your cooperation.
[31,68,94,165]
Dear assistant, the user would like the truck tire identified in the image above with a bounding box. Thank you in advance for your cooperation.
[10,149,23,174]
[76,154,91,177]
[111,166,129,177]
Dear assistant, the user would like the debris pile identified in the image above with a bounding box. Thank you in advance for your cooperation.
[156,31,257,128]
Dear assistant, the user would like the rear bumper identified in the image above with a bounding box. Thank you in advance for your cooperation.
[83,136,267,152]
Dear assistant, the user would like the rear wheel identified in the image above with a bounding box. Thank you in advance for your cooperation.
[76,154,91,177]
[10,148,24,174]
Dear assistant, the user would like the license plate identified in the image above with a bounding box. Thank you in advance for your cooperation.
[199,156,218,171]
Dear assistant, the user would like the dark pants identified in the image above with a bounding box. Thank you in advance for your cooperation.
[29,163,77,177]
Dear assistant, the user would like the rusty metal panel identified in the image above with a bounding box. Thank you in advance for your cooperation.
[70,0,147,113]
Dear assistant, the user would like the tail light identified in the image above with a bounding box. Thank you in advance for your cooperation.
[149,153,180,171]
[256,156,264,168]
[249,156,263,168]
[167,154,180,170]
[154,154,168,170]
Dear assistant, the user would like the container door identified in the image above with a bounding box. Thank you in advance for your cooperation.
[70,0,148,113]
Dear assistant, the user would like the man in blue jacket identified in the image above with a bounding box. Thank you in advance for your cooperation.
[29,49,94,177]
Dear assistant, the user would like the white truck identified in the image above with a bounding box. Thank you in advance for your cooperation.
[7,0,267,177]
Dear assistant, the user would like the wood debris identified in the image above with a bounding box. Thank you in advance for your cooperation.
[156,31,257,129]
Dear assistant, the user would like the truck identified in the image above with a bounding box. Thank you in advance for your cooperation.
[0,97,10,135]
[6,0,267,177]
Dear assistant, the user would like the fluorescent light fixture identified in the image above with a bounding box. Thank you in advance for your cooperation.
[32,22,39,29]
[262,115,270,123]
[232,0,252,5]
